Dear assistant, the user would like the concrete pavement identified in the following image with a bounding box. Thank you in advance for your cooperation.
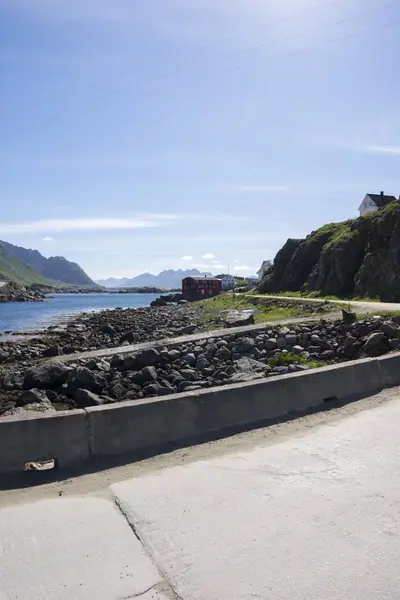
[112,395,400,600]
[1,390,400,599]
[252,293,400,314]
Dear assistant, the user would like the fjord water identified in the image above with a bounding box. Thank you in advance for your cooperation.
[0,293,161,334]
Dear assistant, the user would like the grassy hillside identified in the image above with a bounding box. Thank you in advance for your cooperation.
[0,242,54,286]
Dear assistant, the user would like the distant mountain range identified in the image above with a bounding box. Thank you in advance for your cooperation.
[96,269,212,289]
[0,240,96,287]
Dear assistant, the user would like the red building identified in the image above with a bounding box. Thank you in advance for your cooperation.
[182,276,222,301]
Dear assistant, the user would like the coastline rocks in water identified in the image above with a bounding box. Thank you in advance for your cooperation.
[3,314,400,415]
[0,282,47,303]
[150,293,185,307]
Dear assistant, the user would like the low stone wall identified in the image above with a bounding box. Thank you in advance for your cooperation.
[0,353,398,475]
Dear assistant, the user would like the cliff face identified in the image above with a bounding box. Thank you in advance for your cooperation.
[259,202,400,301]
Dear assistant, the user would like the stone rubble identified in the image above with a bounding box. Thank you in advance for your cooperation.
[2,315,400,416]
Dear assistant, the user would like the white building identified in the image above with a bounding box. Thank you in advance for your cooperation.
[217,274,236,291]
[246,277,259,289]
[358,192,397,217]
[257,260,273,281]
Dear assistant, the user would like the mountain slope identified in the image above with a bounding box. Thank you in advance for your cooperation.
[2,241,96,287]
[96,269,212,289]
[0,242,54,286]
[259,201,400,301]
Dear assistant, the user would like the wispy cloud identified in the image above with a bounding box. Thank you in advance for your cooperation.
[202,253,215,259]
[363,145,400,156]
[0,215,177,235]
[42,236,54,242]
[181,255,193,260]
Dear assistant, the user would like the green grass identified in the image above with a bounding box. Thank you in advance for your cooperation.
[196,293,336,327]
[357,311,400,320]
[0,242,55,286]
[268,351,324,369]
[253,290,380,303]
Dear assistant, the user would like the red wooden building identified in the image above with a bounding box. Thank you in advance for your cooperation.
[182,276,222,301]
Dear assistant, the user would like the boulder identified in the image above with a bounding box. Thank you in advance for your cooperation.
[363,332,391,357]
[380,322,400,339]
[132,366,158,385]
[67,367,107,394]
[74,389,108,408]
[225,310,255,328]
[17,388,48,406]
[23,363,71,390]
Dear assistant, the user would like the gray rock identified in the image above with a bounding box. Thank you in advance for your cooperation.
[277,338,287,350]
[225,310,255,328]
[74,388,108,408]
[285,334,297,346]
[110,383,127,399]
[229,373,264,384]
[380,322,400,339]
[135,348,160,368]
[215,346,231,361]
[265,338,278,350]
[42,345,61,358]
[133,366,158,385]
[110,354,125,369]
[196,357,210,370]
[235,357,268,373]
[24,363,71,390]
[67,367,107,394]
[17,388,48,406]
[167,349,181,362]
[292,345,304,355]
[363,332,391,357]
[181,353,197,367]
[143,383,160,396]
[123,354,138,371]
[236,337,256,353]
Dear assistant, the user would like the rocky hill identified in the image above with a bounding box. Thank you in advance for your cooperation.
[1,241,96,287]
[0,242,53,286]
[259,201,400,301]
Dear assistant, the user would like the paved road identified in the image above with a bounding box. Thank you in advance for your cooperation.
[252,293,400,314]
[1,390,400,599]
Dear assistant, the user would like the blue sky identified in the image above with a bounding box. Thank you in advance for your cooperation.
[1,0,400,279]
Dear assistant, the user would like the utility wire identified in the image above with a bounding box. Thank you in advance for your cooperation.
[112,0,348,82]
[81,0,400,115]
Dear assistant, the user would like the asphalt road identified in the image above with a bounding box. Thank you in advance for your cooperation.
[1,389,399,599]
[252,293,400,314]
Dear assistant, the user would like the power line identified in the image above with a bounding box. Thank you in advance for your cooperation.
[112,0,347,83]
[81,0,400,115]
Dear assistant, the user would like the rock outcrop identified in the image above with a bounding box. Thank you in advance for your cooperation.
[259,201,400,300]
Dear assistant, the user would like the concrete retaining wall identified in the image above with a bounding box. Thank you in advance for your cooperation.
[0,354,398,475]
[0,409,89,475]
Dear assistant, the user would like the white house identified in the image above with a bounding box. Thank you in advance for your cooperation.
[358,192,397,217]
[257,260,273,281]
[217,274,236,291]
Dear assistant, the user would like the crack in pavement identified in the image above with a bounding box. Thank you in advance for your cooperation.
[113,497,184,600]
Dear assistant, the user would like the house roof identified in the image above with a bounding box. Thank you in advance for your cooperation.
[366,193,397,207]
[257,260,272,274]
[184,276,221,281]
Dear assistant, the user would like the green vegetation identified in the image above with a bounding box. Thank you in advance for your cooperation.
[268,351,324,370]
[253,290,379,303]
[0,242,55,286]
[197,293,337,327]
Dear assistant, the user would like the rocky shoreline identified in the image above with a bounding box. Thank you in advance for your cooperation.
[1,309,400,416]
[0,282,48,303]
